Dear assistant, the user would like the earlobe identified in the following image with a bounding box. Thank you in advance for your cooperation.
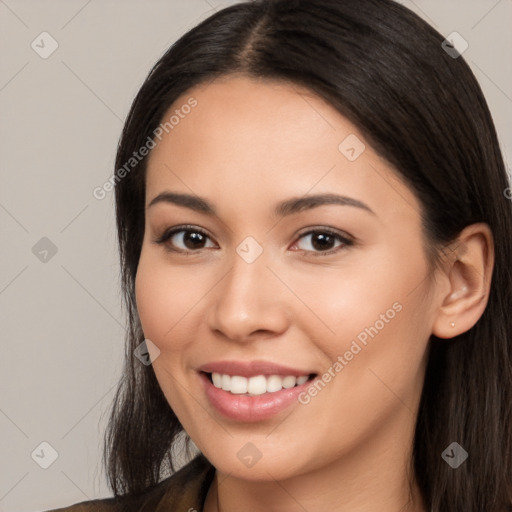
[432,223,494,339]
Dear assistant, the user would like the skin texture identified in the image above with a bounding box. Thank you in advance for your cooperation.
[135,75,494,512]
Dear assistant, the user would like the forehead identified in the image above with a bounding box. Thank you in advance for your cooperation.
[150,75,345,167]
[145,75,422,225]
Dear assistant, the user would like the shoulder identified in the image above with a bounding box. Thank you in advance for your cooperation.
[41,495,123,512]
[42,453,215,512]
[42,499,120,512]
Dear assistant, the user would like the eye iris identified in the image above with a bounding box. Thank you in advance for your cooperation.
[173,230,340,251]
[311,232,335,251]
[183,231,206,250]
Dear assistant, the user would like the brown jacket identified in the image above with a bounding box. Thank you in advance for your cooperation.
[44,454,216,512]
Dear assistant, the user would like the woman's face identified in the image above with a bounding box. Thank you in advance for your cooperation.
[135,75,445,481]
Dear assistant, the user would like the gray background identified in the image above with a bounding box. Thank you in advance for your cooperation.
[0,0,511,511]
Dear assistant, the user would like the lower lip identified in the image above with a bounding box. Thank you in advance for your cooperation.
[199,372,314,422]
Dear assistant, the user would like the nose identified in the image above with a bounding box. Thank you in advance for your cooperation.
[206,248,290,343]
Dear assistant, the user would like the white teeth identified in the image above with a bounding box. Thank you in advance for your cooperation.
[211,372,222,388]
[282,376,297,388]
[247,375,267,395]
[266,375,283,392]
[221,374,230,391]
[296,375,309,385]
[210,372,311,394]
[230,376,248,394]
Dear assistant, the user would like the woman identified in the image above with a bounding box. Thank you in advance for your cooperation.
[47,0,512,510]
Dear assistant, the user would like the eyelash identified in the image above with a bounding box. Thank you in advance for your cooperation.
[153,224,354,258]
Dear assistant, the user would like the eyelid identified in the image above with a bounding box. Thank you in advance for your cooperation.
[295,225,353,240]
[153,224,354,256]
[152,224,216,247]
[291,226,354,256]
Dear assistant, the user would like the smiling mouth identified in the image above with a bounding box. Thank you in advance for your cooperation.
[201,371,317,396]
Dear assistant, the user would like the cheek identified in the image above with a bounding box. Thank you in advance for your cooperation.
[134,250,200,352]
[134,251,201,415]
[292,241,432,379]
[135,258,167,342]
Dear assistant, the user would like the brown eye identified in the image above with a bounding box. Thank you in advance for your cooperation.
[179,231,208,250]
[308,232,337,251]
[155,226,216,253]
[293,229,353,256]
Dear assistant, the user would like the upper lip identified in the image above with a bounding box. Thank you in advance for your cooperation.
[198,360,316,378]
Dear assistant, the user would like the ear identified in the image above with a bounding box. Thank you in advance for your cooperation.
[432,223,494,339]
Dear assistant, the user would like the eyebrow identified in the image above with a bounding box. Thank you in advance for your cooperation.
[147,191,376,217]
